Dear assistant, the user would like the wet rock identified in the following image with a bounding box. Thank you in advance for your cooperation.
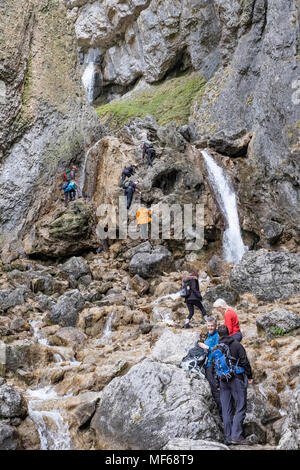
[0,423,20,450]
[256,309,300,335]
[96,293,126,307]
[4,340,52,372]
[129,245,174,279]
[0,384,27,419]
[61,256,91,280]
[49,327,87,349]
[70,391,102,429]
[49,289,85,327]
[230,250,300,301]
[129,275,150,295]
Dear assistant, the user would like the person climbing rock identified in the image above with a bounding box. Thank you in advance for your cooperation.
[212,325,253,446]
[198,317,222,417]
[182,272,208,328]
[125,181,141,210]
[142,141,156,167]
[64,165,77,183]
[213,299,242,342]
[136,206,152,241]
[63,179,77,207]
[119,165,137,187]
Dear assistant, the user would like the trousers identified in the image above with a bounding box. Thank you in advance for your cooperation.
[220,376,247,442]
[186,300,207,320]
[205,366,222,417]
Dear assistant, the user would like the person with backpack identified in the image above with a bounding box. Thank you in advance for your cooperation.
[136,206,152,240]
[64,165,77,183]
[213,298,242,342]
[63,179,77,207]
[197,317,222,417]
[124,181,141,210]
[119,165,137,187]
[181,272,208,328]
[212,325,253,446]
[142,141,156,167]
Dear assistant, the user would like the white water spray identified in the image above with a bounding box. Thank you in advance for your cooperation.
[201,149,247,264]
[81,48,101,105]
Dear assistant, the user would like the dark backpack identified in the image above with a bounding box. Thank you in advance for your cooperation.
[62,182,69,190]
[211,343,237,382]
[181,344,208,378]
[180,280,191,298]
[64,171,71,182]
[121,180,131,190]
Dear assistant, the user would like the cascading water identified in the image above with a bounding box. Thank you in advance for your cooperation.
[81,48,102,105]
[100,312,114,344]
[200,149,247,264]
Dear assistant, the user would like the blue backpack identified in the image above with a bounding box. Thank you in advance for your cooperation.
[211,343,244,382]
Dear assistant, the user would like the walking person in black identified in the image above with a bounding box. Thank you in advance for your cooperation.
[182,272,208,328]
[124,181,141,210]
[213,325,253,446]
[119,165,137,187]
[142,141,156,167]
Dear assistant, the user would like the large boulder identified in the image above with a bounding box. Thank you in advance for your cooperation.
[91,358,223,450]
[129,245,174,279]
[23,202,99,258]
[230,250,300,301]
[60,256,91,280]
[0,423,20,450]
[256,309,300,335]
[0,287,27,312]
[0,384,27,419]
[49,289,85,327]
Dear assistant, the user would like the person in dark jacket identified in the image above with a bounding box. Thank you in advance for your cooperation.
[119,165,137,187]
[142,141,156,167]
[214,325,253,446]
[125,181,141,210]
[183,272,208,328]
[198,317,222,417]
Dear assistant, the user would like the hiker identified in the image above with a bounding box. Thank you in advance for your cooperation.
[181,272,208,328]
[213,298,242,342]
[198,317,222,417]
[119,165,137,187]
[124,181,141,210]
[142,141,156,167]
[136,206,152,240]
[64,165,77,183]
[63,179,77,207]
[212,325,253,446]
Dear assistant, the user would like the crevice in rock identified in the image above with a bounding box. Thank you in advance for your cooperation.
[152,169,180,195]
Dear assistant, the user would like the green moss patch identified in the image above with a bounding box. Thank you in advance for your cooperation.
[96,73,206,129]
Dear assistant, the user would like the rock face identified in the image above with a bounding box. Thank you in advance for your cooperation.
[0,0,101,261]
[129,245,174,278]
[256,309,300,335]
[230,250,300,301]
[277,379,300,450]
[0,423,20,450]
[91,358,223,450]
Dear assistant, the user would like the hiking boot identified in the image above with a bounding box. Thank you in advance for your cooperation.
[183,323,193,329]
[230,439,252,446]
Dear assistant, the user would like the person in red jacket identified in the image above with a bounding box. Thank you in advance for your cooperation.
[213,298,242,342]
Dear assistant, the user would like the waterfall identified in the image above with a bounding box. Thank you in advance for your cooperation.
[201,149,247,264]
[81,48,102,105]
[79,138,102,195]
[100,312,114,344]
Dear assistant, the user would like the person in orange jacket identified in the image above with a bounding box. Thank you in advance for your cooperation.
[213,298,243,342]
[136,206,152,241]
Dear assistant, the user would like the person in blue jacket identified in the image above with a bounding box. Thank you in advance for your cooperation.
[198,316,222,417]
[63,179,77,207]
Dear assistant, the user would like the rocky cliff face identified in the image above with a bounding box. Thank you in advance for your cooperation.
[0,0,102,262]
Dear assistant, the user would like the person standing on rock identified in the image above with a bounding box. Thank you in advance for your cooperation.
[182,272,208,328]
[119,164,137,187]
[142,141,156,167]
[213,325,253,446]
[136,206,152,241]
[64,179,77,207]
[64,165,77,183]
[213,298,242,342]
[198,317,222,417]
[125,181,141,210]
